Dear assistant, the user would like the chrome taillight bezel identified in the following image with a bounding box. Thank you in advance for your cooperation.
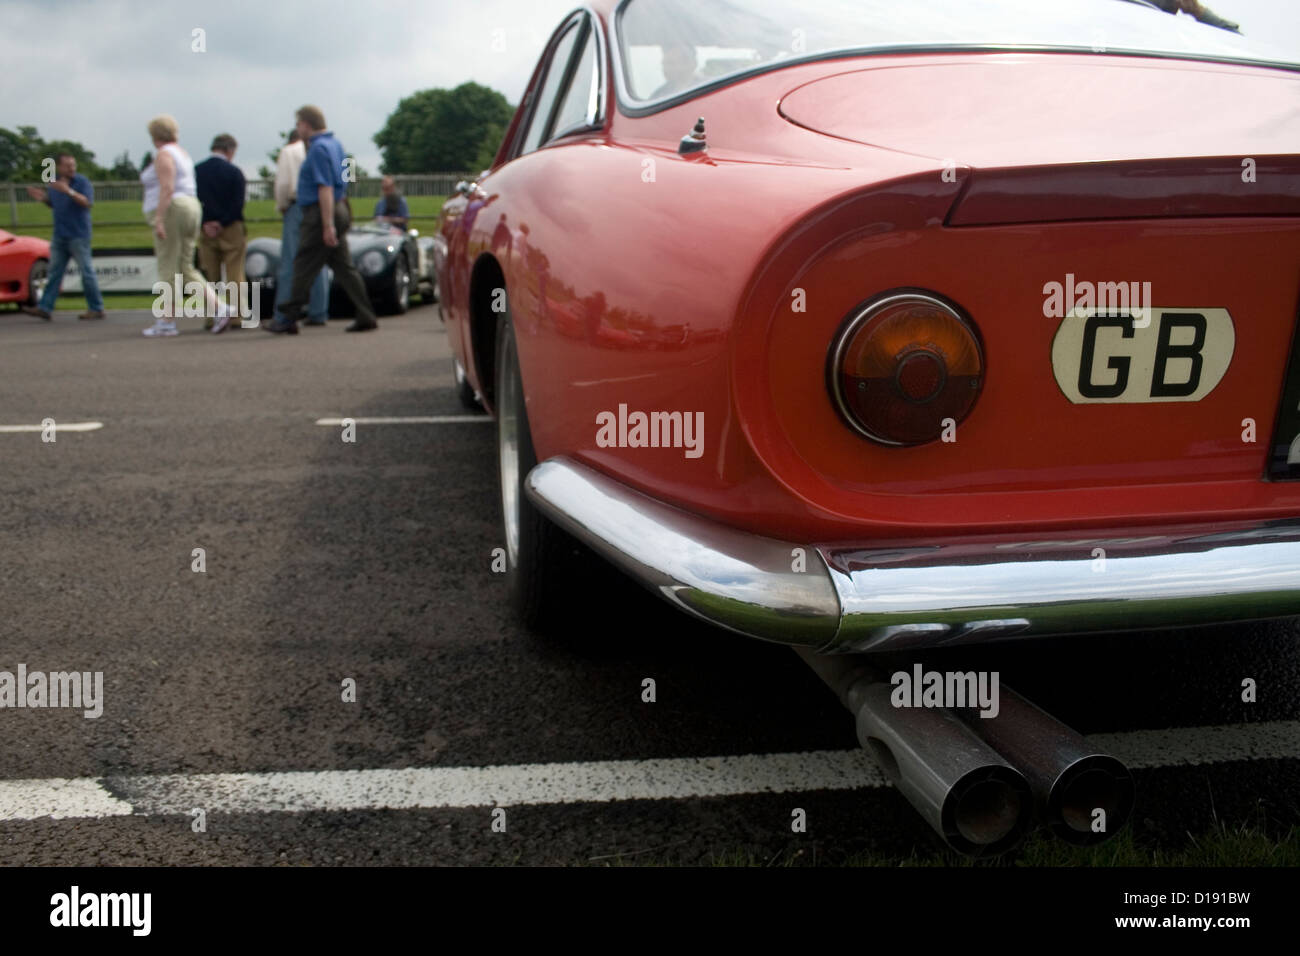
[827,289,985,447]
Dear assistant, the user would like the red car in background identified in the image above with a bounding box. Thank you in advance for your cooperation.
[0,230,49,309]
[437,0,1300,854]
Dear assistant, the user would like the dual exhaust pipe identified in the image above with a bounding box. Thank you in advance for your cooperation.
[797,649,1134,856]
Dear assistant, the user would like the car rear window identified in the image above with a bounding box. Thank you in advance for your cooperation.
[617,0,1299,105]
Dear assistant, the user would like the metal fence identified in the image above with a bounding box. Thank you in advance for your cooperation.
[2,174,469,227]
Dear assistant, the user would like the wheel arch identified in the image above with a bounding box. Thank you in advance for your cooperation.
[468,252,507,411]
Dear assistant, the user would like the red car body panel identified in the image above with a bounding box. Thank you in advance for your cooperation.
[439,12,1300,546]
[0,230,50,305]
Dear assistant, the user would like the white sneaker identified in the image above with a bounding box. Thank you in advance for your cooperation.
[211,311,231,334]
[143,319,179,337]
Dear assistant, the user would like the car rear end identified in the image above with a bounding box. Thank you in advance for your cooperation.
[528,2,1300,650]
[523,0,1300,859]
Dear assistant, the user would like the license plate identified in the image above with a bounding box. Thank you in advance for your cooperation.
[1268,313,1300,480]
[1051,307,1234,404]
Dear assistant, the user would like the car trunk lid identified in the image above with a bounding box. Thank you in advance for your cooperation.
[778,54,1300,223]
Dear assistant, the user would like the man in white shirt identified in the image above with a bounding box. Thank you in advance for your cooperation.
[273,130,330,325]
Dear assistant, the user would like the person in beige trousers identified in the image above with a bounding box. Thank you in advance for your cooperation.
[139,114,232,336]
[195,133,248,326]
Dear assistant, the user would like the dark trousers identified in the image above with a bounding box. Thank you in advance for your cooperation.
[281,201,376,324]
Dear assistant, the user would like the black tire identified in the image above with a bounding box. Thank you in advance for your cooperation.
[384,256,411,315]
[27,259,48,307]
[259,284,277,323]
[495,302,588,634]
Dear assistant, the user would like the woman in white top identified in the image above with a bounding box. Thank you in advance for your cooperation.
[140,115,230,335]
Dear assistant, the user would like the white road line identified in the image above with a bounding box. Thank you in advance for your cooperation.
[0,421,103,433]
[314,416,490,426]
[112,751,883,817]
[1092,720,1300,770]
[0,719,1295,822]
[0,778,133,820]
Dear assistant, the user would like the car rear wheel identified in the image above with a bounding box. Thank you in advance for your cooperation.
[384,256,411,315]
[454,357,480,410]
[28,259,48,307]
[259,283,277,323]
[495,299,590,635]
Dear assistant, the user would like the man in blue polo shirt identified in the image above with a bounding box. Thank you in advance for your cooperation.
[23,152,105,320]
[265,105,377,334]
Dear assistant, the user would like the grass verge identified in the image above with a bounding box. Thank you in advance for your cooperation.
[590,819,1300,867]
[9,197,445,248]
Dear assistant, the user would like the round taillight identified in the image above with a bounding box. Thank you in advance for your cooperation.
[829,291,983,446]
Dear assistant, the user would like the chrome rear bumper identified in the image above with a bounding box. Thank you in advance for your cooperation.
[525,457,1300,652]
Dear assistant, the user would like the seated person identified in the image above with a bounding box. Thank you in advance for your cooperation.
[651,43,698,99]
[374,176,409,230]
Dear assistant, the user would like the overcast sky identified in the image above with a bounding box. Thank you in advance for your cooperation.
[0,0,1293,179]
[0,0,577,177]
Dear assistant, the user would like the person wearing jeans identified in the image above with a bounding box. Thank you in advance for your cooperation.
[23,152,104,320]
[278,201,329,322]
[38,235,104,317]
[273,130,328,324]
[265,105,376,334]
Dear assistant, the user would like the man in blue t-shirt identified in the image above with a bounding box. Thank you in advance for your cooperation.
[265,105,377,334]
[22,153,105,320]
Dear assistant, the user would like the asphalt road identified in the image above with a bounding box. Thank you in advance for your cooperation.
[0,303,1297,865]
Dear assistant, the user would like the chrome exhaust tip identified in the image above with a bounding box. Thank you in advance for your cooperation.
[1047,753,1135,846]
[961,687,1135,846]
[798,649,1034,857]
[852,681,1032,856]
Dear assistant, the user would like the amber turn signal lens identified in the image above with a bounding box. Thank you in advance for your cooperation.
[829,292,983,446]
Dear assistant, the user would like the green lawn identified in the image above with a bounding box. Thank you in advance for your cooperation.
[0,195,447,308]
[12,196,445,249]
[44,294,170,311]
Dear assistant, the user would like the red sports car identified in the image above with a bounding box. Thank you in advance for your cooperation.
[0,230,49,308]
[437,0,1300,854]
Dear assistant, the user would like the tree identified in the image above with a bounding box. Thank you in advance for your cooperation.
[0,127,33,180]
[39,139,106,179]
[374,82,514,173]
[107,150,139,180]
[0,126,106,179]
[470,122,507,174]
[0,126,45,180]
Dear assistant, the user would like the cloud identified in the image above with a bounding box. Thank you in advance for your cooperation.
[0,0,575,176]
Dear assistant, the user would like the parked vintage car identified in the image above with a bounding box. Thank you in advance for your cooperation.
[0,230,50,308]
[437,0,1300,853]
[244,222,436,318]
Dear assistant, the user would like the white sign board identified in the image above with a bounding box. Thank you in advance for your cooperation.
[57,253,158,294]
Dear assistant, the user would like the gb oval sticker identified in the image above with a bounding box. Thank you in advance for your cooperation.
[1051,308,1234,403]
